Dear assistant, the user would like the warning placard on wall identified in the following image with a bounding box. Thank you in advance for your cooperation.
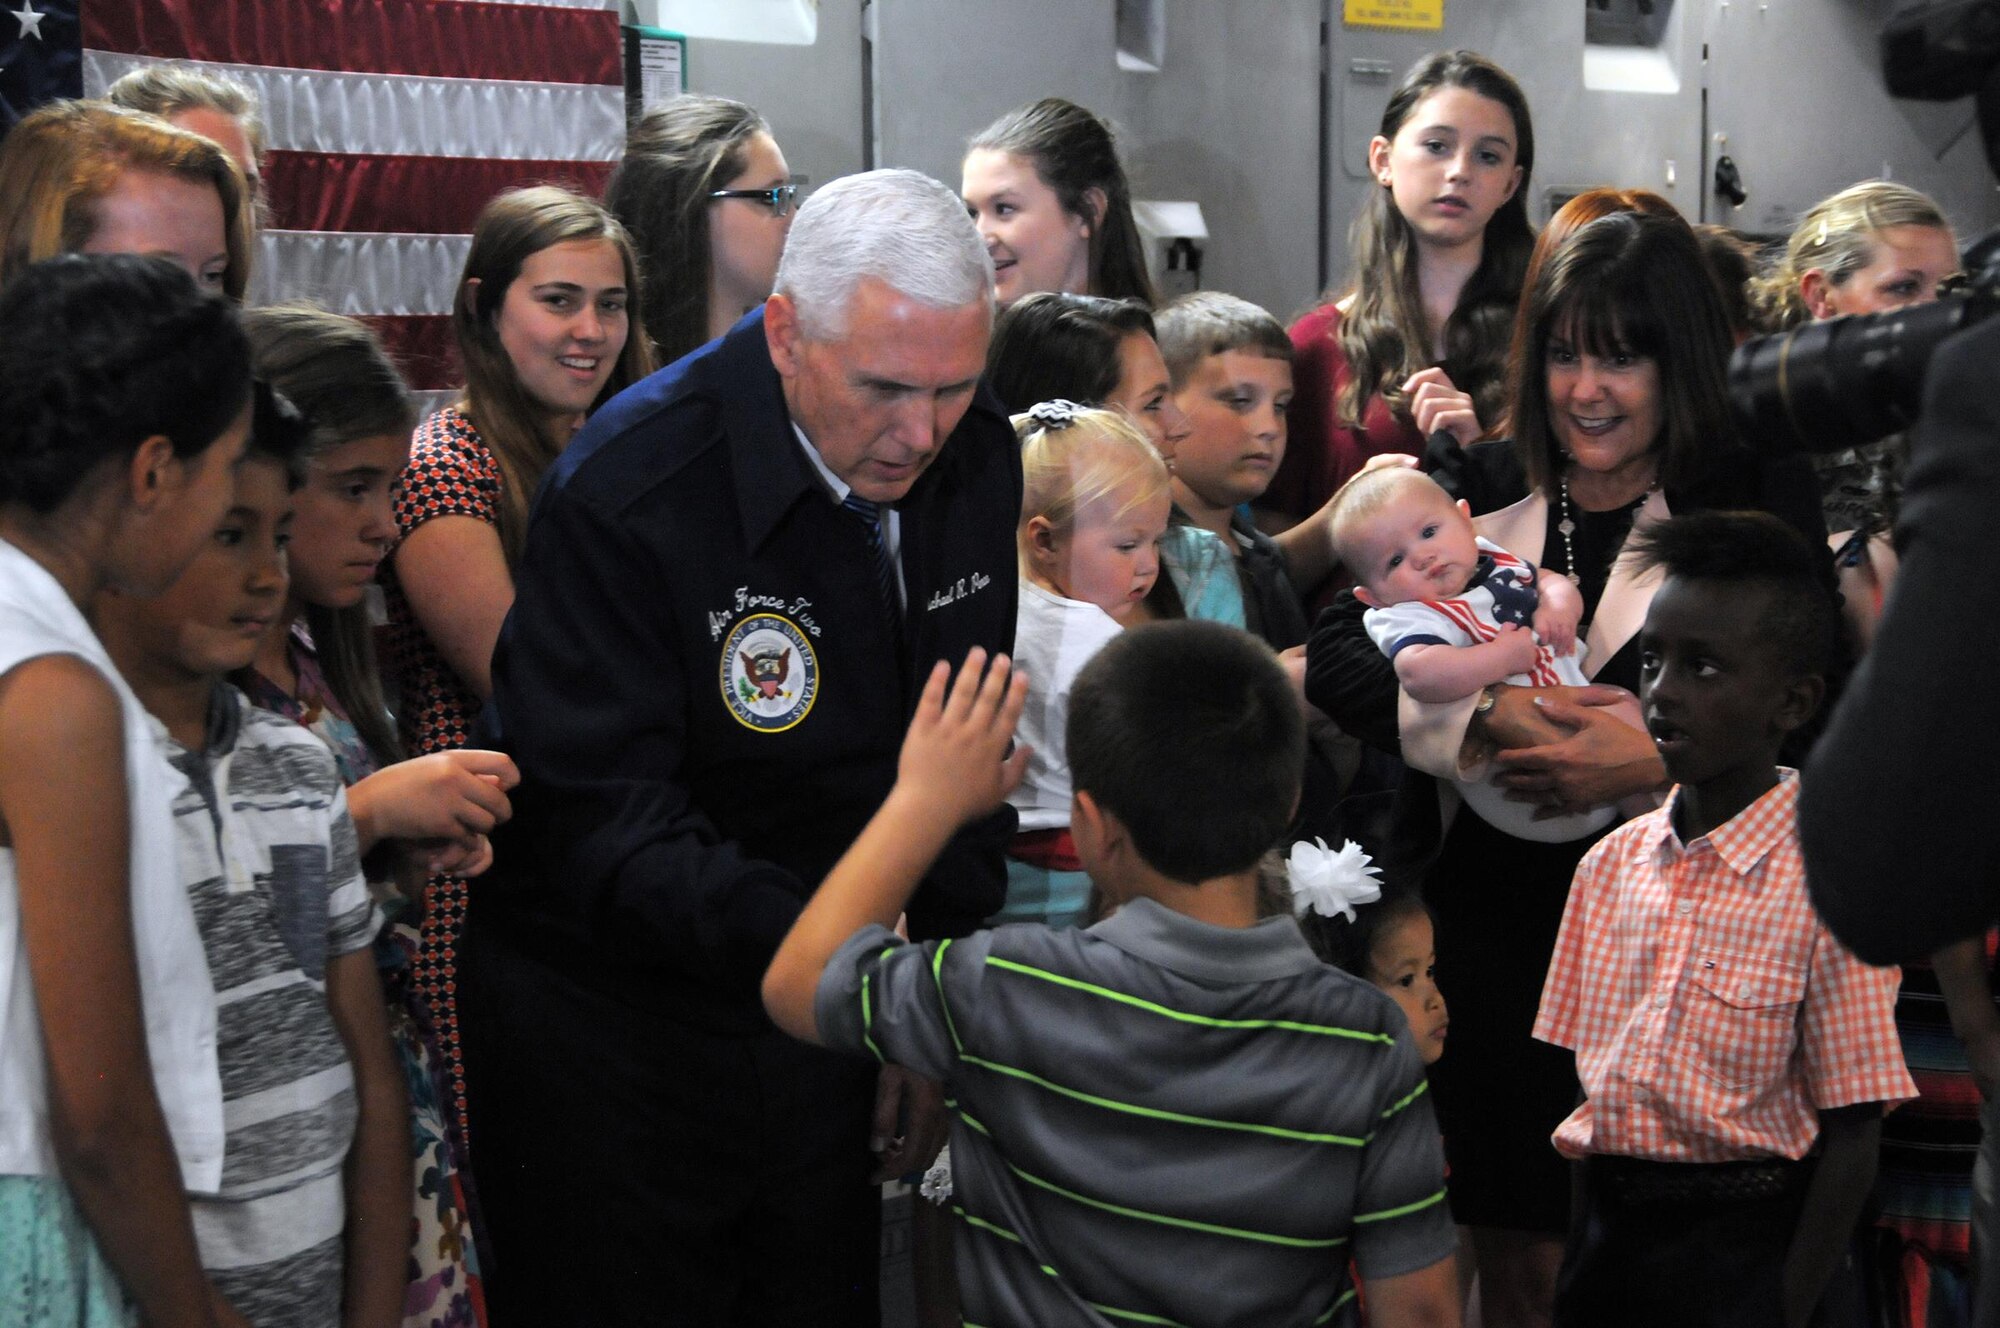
[1343,0,1444,30]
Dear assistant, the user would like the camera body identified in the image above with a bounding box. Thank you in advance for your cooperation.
[1728,231,2000,454]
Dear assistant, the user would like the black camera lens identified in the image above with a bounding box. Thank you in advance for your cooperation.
[1729,290,1993,454]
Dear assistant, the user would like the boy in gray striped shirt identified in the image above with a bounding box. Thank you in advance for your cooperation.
[767,622,1457,1327]
[98,423,406,1328]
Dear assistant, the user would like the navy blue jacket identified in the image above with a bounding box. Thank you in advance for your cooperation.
[474,309,1022,1032]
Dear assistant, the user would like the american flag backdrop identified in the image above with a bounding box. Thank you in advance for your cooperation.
[3,0,627,406]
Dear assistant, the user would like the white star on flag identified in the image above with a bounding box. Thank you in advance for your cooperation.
[10,1,44,41]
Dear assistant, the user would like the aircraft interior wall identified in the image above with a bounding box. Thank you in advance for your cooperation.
[636,0,2000,322]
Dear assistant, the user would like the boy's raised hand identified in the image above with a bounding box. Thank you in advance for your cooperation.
[897,648,1030,830]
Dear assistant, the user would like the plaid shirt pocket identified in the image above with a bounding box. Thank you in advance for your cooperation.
[1677,951,1808,1095]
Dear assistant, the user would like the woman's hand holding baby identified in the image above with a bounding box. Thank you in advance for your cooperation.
[1493,686,1665,818]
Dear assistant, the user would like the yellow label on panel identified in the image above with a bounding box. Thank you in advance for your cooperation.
[1343,0,1445,30]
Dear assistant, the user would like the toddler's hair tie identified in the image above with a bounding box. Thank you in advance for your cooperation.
[1025,398,1084,430]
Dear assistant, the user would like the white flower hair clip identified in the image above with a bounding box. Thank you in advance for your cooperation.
[1287,837,1383,922]
[1025,398,1084,431]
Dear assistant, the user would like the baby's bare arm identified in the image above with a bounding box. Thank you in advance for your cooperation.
[1533,569,1584,656]
[1395,628,1541,704]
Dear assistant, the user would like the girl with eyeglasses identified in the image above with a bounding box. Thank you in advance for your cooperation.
[607,94,796,366]
[1265,50,1535,539]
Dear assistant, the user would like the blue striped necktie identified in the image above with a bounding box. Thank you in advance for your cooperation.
[840,493,903,637]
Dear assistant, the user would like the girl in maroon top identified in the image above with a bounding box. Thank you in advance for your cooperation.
[1269,50,1536,529]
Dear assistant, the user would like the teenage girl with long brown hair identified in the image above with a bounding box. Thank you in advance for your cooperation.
[1265,50,1535,532]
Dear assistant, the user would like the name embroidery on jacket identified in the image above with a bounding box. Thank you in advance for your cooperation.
[925,571,992,613]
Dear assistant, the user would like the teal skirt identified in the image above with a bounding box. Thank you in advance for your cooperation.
[993,857,1093,930]
[0,1175,137,1327]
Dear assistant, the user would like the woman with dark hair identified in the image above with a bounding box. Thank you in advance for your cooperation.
[963,98,1157,308]
[985,292,1183,438]
[1306,210,1827,1327]
[606,94,794,365]
[1268,50,1534,529]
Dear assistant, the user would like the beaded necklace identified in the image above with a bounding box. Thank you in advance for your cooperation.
[1556,469,1660,587]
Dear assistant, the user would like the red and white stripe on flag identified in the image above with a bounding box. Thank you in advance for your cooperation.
[82,0,626,405]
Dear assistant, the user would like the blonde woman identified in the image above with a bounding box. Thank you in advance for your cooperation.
[1753,181,1959,647]
[0,100,253,299]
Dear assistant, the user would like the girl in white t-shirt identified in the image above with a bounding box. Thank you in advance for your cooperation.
[0,256,258,1327]
[999,401,1171,926]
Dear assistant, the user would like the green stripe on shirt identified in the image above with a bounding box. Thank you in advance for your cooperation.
[860,945,898,1064]
[985,956,1395,1044]
[1001,1154,1349,1249]
[952,1206,1197,1328]
[1353,1187,1449,1224]
[933,938,965,1055]
[958,1051,1368,1146]
[1378,1077,1431,1121]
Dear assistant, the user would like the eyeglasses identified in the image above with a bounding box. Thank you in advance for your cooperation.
[708,183,800,217]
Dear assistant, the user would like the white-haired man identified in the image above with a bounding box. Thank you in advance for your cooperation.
[461,170,1019,1324]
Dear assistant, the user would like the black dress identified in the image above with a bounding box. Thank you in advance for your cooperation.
[1305,436,1827,1234]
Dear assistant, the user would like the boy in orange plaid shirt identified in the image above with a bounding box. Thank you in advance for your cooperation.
[1533,511,1914,1327]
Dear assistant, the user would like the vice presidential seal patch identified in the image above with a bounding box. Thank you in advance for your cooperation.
[721,614,819,732]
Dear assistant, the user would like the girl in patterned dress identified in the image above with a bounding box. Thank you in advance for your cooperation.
[379,188,653,1153]
[243,307,522,1328]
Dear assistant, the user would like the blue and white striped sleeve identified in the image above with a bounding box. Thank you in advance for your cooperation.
[324,784,380,958]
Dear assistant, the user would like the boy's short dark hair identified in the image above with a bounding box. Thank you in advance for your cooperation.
[1067,620,1305,884]
[1155,291,1292,386]
[1628,510,1837,678]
